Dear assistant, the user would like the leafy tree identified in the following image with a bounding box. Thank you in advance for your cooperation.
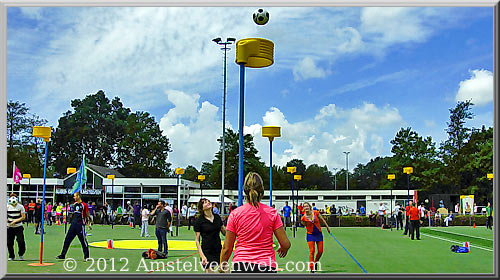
[439,100,475,193]
[50,90,172,177]
[390,127,441,199]
[182,165,199,182]
[7,101,48,176]
[457,126,493,203]
[303,164,333,190]
[118,111,172,177]
[7,100,30,148]
[210,128,267,190]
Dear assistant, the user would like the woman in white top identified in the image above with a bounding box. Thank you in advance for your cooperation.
[141,206,150,237]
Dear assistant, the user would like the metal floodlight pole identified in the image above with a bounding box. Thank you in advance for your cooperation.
[332,167,338,190]
[343,152,350,190]
[213,37,235,216]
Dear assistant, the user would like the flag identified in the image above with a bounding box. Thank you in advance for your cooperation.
[71,156,87,194]
[13,162,22,184]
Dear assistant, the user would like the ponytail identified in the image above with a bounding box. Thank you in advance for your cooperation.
[243,172,264,208]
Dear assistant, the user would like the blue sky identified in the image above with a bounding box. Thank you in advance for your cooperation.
[7,6,494,171]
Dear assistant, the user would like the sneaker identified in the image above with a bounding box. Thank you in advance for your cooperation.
[56,255,65,260]
[146,235,150,237]
[8,258,13,261]
[84,258,90,262]
[19,256,24,261]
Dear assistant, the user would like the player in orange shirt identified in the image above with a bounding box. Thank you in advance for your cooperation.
[408,201,421,240]
[301,202,331,273]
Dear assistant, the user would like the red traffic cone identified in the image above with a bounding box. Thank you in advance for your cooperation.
[107,239,114,249]
[381,224,384,229]
[130,222,133,228]
[473,223,476,228]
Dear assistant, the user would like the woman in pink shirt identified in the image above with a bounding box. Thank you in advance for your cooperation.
[220,172,291,273]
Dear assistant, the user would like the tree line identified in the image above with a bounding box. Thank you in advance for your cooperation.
[7,91,493,204]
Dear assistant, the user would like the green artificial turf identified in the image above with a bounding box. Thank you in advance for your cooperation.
[6,223,494,274]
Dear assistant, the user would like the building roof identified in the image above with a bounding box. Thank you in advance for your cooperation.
[87,164,125,178]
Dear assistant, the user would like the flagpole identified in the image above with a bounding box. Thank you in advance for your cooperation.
[12,161,15,193]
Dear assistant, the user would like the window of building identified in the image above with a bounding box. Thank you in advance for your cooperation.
[323,196,337,200]
[338,196,351,200]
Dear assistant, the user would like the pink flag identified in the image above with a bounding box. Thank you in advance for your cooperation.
[13,164,22,184]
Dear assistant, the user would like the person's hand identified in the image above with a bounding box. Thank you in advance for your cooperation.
[276,245,289,258]
[326,227,331,234]
[201,256,208,266]
[9,221,16,227]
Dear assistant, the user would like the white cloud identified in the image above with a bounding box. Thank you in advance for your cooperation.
[456,69,493,106]
[159,90,222,170]
[292,56,329,81]
[360,7,435,45]
[247,102,404,171]
[19,7,44,20]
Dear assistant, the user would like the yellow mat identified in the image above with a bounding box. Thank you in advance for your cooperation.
[89,240,205,250]
[89,240,275,251]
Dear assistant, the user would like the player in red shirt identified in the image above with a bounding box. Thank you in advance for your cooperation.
[408,201,421,240]
[56,192,90,260]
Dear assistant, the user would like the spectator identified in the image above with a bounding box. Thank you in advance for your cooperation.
[165,202,174,236]
[404,202,411,236]
[419,203,426,226]
[473,203,478,215]
[187,204,197,230]
[87,201,95,230]
[46,202,53,226]
[34,198,44,235]
[330,205,337,227]
[173,204,179,226]
[213,203,220,215]
[312,203,317,211]
[485,202,492,230]
[140,205,150,237]
[133,201,142,229]
[150,201,171,257]
[28,200,35,224]
[360,205,365,216]
[368,211,376,225]
[181,203,188,221]
[454,203,459,214]
[56,202,63,225]
[377,203,386,227]
[409,201,421,240]
[465,202,471,215]
[444,211,454,227]
[281,201,292,230]
[220,172,290,273]
[394,202,402,230]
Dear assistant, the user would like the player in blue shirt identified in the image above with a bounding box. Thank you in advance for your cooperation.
[282,201,292,230]
[56,192,90,260]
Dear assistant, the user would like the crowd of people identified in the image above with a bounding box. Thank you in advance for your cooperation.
[7,175,493,273]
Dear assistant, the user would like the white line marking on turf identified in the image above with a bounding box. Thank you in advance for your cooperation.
[421,233,493,252]
[426,228,493,241]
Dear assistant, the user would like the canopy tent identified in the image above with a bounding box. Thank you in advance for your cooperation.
[187,196,235,204]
